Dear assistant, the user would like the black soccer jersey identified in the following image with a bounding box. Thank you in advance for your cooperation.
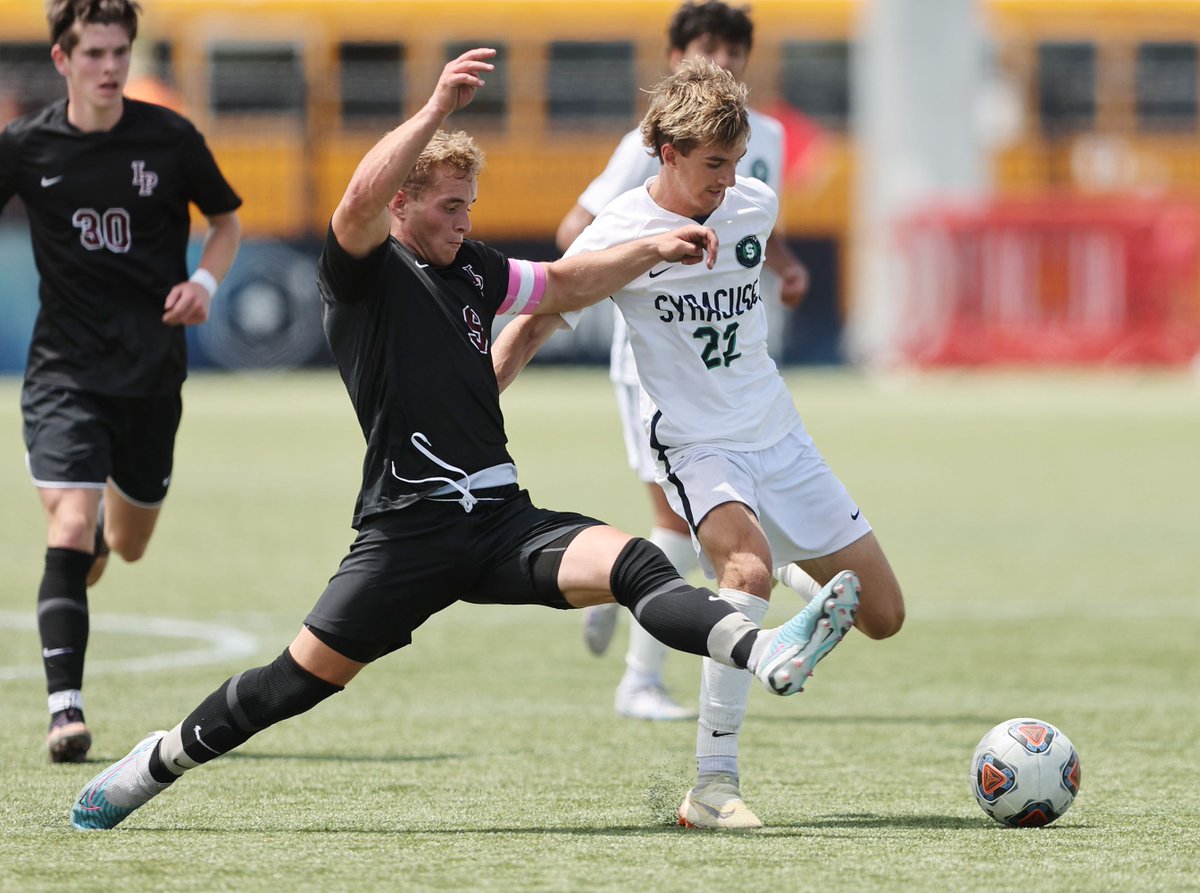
[319,226,516,526]
[0,99,242,396]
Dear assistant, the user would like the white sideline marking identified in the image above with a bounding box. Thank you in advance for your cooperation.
[0,611,259,681]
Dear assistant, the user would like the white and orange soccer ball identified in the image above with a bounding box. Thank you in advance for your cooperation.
[970,718,1081,827]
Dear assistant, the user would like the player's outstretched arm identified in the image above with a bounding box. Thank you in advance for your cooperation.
[331,47,495,258]
[537,224,718,316]
[492,315,565,393]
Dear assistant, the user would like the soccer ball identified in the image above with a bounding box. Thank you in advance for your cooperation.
[970,717,1081,827]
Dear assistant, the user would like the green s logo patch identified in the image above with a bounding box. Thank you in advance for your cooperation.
[735,235,762,269]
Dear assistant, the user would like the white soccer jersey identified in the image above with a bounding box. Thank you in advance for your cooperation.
[577,109,786,385]
[565,175,800,451]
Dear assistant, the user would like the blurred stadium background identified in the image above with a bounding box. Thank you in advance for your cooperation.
[2,0,1200,372]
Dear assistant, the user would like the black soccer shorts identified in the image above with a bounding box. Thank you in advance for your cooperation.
[21,380,182,507]
[304,487,602,659]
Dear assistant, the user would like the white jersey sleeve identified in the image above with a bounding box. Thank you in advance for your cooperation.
[577,128,661,217]
[572,176,800,451]
[745,108,785,197]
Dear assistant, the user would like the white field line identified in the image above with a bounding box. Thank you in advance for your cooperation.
[0,611,259,680]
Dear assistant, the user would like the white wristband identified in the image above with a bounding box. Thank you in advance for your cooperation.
[188,268,218,298]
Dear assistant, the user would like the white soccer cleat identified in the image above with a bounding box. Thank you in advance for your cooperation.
[582,603,619,656]
[71,731,173,831]
[753,570,860,696]
[677,774,763,830]
[614,683,697,721]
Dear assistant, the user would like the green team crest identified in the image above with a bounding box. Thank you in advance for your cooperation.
[735,235,763,268]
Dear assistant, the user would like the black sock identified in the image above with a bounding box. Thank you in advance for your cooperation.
[610,538,752,666]
[147,745,178,784]
[155,649,343,776]
[37,547,92,697]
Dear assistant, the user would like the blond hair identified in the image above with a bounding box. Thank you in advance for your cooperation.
[403,130,485,194]
[641,58,749,159]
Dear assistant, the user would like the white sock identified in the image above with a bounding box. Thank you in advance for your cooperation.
[774,562,821,602]
[620,526,697,690]
[48,689,83,714]
[696,588,770,779]
[650,526,698,576]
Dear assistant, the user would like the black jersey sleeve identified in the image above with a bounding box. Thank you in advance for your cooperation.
[461,239,511,315]
[177,119,242,217]
[317,224,390,306]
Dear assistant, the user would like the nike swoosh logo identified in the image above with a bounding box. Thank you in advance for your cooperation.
[711,730,736,737]
[414,261,429,268]
[695,800,739,819]
[41,175,64,187]
[648,266,672,278]
[194,724,221,755]
[707,595,725,602]
[42,646,74,658]
[851,509,861,520]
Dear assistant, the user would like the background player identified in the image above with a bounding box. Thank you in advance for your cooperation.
[0,0,242,762]
[496,60,904,829]
[556,0,815,722]
[69,48,847,832]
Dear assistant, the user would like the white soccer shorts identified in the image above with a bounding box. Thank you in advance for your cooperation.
[613,379,657,484]
[653,422,871,578]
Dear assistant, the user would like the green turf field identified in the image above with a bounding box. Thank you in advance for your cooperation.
[1,368,1197,892]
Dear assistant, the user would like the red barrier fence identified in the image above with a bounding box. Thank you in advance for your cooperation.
[895,198,1200,366]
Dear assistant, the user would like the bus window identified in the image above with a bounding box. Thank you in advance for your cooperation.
[547,40,634,127]
[210,42,306,116]
[0,42,63,119]
[1037,42,1096,135]
[340,42,404,125]
[1136,42,1197,132]
[780,40,852,131]
[147,40,176,86]
[444,42,507,126]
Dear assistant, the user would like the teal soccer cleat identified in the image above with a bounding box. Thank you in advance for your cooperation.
[71,731,172,831]
[753,570,860,696]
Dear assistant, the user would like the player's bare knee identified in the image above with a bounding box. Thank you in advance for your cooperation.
[106,531,149,563]
[720,559,773,599]
[49,513,95,552]
[855,591,905,640]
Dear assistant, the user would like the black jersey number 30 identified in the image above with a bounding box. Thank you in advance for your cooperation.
[692,322,742,370]
[71,207,132,254]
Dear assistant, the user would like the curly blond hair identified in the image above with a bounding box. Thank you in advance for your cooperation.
[641,59,749,159]
[403,130,485,194]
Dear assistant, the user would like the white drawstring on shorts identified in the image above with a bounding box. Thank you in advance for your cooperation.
[390,432,478,512]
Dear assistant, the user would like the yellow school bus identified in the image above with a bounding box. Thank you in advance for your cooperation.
[4,0,1200,362]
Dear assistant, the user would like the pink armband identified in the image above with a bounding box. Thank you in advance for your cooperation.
[497,259,547,315]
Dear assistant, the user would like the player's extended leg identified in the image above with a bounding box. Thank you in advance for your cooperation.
[680,501,775,829]
[37,486,102,763]
[677,502,865,829]
[71,627,358,830]
[612,484,697,720]
[86,482,163,586]
[100,478,164,566]
[797,531,904,643]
